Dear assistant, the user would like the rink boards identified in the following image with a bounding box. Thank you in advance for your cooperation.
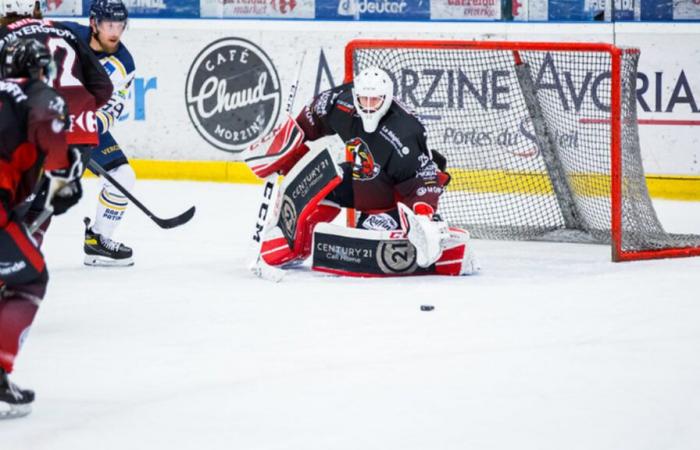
[66,19,700,200]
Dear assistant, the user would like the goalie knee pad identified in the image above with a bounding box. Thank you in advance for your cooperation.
[262,201,341,266]
[259,147,343,267]
[93,163,135,238]
[246,115,307,178]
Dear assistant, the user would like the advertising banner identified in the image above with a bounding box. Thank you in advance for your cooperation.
[640,0,671,20]
[430,0,502,20]
[184,37,282,153]
[512,0,548,21]
[81,0,199,18]
[115,20,700,176]
[316,0,430,20]
[616,23,700,175]
[612,0,638,20]
[200,0,315,18]
[47,0,82,15]
[547,0,609,20]
[673,0,700,19]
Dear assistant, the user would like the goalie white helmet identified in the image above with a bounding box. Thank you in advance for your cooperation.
[352,67,394,133]
[1,0,46,16]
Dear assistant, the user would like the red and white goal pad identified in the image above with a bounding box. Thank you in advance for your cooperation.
[344,39,700,262]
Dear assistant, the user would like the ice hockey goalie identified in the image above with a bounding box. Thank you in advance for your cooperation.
[245,67,480,277]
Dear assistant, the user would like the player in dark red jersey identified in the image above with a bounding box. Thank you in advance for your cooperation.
[1,0,112,244]
[0,38,83,419]
[246,67,479,277]
[1,0,112,146]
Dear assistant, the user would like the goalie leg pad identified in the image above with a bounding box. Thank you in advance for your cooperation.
[261,201,341,267]
[260,228,297,267]
[434,227,481,276]
[260,147,342,267]
[245,115,307,178]
[311,223,480,277]
[312,223,427,277]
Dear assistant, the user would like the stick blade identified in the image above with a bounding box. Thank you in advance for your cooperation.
[152,206,196,229]
[250,259,286,283]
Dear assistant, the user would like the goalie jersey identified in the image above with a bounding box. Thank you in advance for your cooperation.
[296,83,445,213]
[61,22,135,135]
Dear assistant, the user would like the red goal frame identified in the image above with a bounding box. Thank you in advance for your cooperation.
[344,39,700,262]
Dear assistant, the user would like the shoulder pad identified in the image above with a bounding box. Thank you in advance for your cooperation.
[101,54,135,86]
[114,44,136,73]
[56,21,91,43]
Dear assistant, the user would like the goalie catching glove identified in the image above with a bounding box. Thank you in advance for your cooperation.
[397,202,448,268]
[397,202,480,273]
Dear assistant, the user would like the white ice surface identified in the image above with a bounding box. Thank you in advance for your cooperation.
[3,179,700,450]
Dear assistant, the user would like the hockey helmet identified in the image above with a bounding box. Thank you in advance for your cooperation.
[0,38,53,80]
[89,0,128,23]
[352,67,394,133]
[0,0,46,17]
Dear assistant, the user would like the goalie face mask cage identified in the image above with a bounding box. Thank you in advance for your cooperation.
[345,39,700,262]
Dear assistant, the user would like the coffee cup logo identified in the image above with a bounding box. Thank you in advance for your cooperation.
[185,38,281,153]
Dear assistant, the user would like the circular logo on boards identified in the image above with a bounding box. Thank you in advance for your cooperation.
[185,38,281,153]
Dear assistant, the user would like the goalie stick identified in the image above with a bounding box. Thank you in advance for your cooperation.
[87,159,196,229]
[247,51,308,282]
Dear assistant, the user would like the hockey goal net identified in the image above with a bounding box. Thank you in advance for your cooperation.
[345,39,700,262]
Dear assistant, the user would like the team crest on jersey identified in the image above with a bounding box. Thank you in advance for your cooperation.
[347,138,380,181]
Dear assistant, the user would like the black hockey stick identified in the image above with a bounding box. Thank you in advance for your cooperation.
[88,159,195,229]
[246,50,308,281]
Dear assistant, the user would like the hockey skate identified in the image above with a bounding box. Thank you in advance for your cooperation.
[83,218,134,267]
[0,368,34,419]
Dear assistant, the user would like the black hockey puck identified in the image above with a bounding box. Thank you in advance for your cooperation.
[420,305,435,311]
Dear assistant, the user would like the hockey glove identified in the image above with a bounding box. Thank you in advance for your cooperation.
[45,146,85,216]
[50,146,85,183]
[50,180,82,216]
[398,202,450,268]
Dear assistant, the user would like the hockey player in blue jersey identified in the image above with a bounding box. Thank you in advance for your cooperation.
[63,0,136,266]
